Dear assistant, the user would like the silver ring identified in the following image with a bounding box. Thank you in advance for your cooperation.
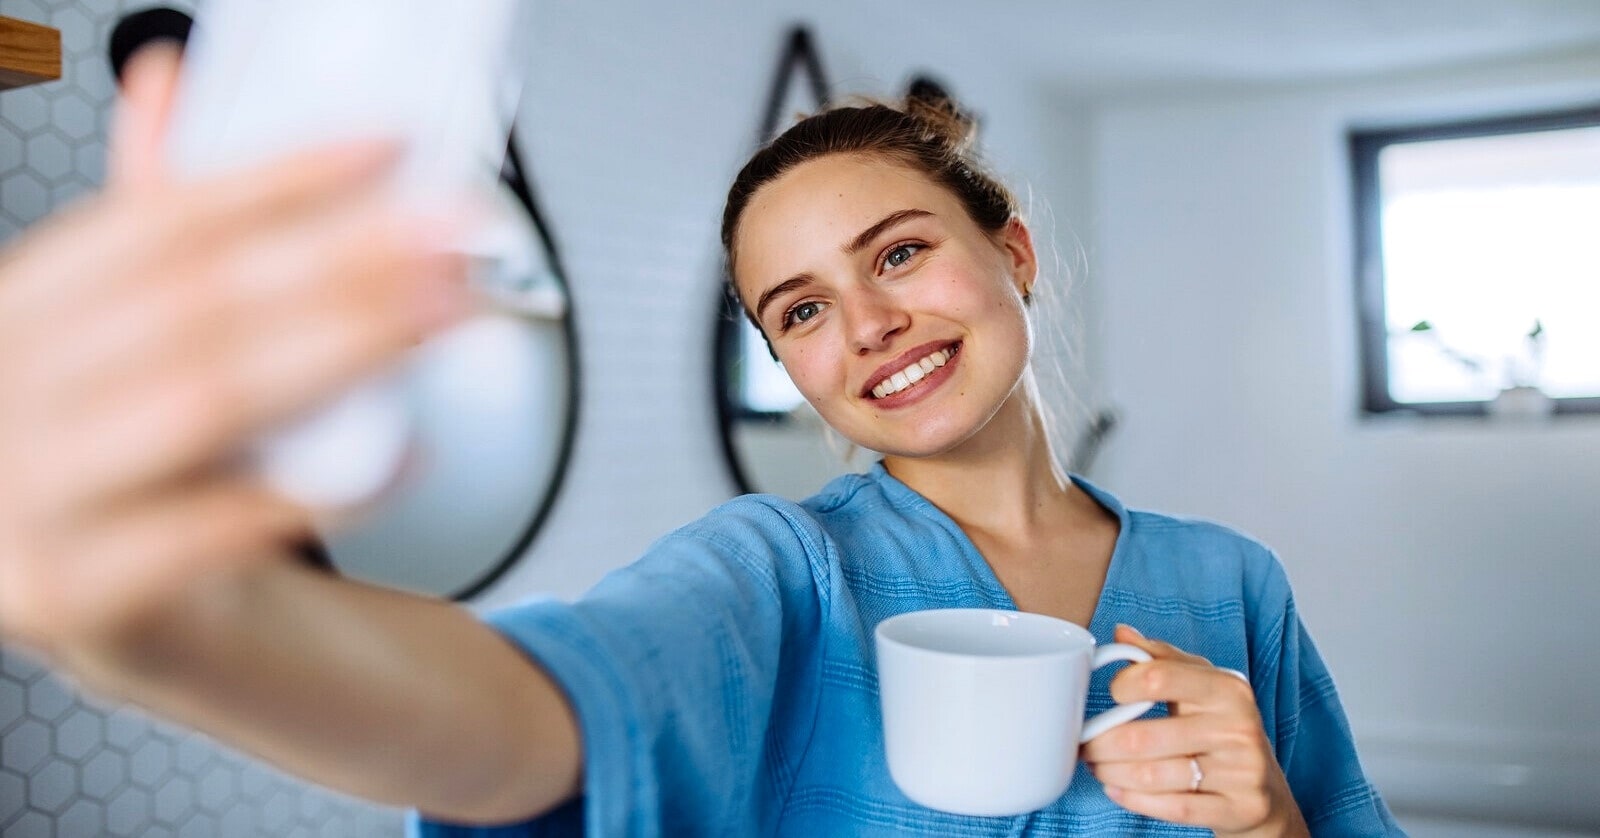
[1188,756,1204,793]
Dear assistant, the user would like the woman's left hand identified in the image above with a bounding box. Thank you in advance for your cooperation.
[1079,625,1310,838]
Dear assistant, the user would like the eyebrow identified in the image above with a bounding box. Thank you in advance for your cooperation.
[753,275,814,324]
[844,208,933,256]
[752,208,935,323]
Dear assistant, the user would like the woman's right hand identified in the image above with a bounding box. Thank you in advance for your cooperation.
[0,46,473,653]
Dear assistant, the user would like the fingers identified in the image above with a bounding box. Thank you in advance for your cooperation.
[106,44,391,205]
[46,190,458,406]
[108,44,183,192]
[1108,657,1256,712]
[1092,755,1202,795]
[1091,628,1292,833]
[171,140,406,246]
[1093,751,1269,799]
[0,140,405,329]
[29,213,471,513]
[1086,715,1282,833]
[0,83,469,657]
[1100,785,1253,830]
[1100,754,1203,796]
[0,139,469,521]
[117,141,408,306]
[1082,714,1217,764]
[1107,627,1256,713]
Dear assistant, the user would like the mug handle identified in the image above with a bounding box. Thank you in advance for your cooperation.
[1078,643,1156,743]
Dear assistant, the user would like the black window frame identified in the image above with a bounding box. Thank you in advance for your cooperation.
[1351,105,1600,417]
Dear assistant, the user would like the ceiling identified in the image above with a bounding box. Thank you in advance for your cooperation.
[795,0,1600,93]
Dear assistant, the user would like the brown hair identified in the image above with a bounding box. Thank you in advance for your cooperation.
[720,94,1020,310]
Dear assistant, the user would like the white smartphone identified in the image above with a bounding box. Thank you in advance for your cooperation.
[166,0,529,508]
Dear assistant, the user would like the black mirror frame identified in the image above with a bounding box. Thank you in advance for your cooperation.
[445,128,583,601]
[713,26,832,495]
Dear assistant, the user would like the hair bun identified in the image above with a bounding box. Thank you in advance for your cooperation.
[903,76,978,152]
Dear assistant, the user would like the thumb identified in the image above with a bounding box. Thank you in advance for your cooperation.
[108,44,183,192]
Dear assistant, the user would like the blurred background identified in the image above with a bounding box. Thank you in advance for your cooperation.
[2,1,1598,835]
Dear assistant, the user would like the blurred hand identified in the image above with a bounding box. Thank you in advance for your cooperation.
[0,46,472,652]
[1081,625,1310,838]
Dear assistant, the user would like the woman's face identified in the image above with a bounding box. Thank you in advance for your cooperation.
[732,153,1037,458]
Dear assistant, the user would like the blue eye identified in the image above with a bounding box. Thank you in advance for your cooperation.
[783,300,825,329]
[883,243,923,270]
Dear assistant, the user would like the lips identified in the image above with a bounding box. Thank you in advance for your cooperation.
[863,341,961,400]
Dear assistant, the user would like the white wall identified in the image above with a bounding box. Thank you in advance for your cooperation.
[1085,52,1600,830]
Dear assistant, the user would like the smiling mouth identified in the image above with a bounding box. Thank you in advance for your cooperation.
[870,344,960,400]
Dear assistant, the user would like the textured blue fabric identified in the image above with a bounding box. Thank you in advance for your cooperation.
[413,464,1404,836]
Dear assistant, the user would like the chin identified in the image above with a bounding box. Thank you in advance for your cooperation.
[851,420,982,461]
[825,385,1008,459]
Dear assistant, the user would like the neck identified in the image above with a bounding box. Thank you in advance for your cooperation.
[882,372,1076,538]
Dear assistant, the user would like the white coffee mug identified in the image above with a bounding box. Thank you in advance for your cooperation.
[875,608,1156,816]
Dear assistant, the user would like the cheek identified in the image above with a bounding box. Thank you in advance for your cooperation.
[926,255,1013,315]
[777,346,831,402]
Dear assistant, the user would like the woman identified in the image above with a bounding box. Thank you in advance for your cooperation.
[0,49,1401,836]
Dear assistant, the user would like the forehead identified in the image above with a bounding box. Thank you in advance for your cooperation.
[733,154,963,287]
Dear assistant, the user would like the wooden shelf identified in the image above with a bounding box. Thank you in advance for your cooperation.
[0,15,61,91]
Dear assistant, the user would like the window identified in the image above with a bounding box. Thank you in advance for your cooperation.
[1351,107,1600,416]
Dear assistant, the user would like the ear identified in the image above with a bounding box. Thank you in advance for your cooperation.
[997,216,1038,299]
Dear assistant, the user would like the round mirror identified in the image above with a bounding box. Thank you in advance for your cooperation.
[316,138,579,600]
[714,27,866,500]
[715,298,875,500]
[108,11,579,600]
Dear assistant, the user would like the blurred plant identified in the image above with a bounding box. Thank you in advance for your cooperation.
[1403,319,1546,391]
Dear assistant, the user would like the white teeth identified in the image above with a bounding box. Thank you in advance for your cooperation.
[871,346,956,399]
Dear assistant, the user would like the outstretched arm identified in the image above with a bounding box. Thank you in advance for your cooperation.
[59,556,582,824]
[0,46,581,825]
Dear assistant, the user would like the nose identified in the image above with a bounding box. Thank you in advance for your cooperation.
[843,286,909,355]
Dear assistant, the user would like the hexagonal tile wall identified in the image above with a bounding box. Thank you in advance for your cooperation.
[2,652,413,836]
[0,1,411,833]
